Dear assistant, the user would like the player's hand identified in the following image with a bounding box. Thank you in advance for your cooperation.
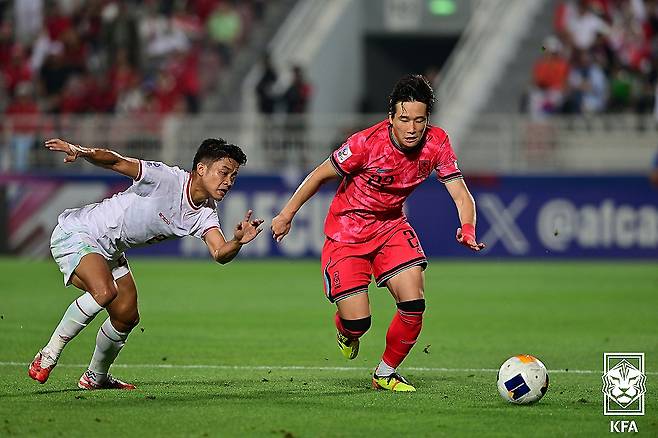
[45,138,81,163]
[233,210,264,244]
[456,225,485,251]
[271,211,293,242]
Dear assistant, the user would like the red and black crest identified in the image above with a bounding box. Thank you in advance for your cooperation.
[333,271,341,289]
[417,160,431,178]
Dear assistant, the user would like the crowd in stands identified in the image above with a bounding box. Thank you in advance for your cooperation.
[1,0,267,170]
[527,0,658,119]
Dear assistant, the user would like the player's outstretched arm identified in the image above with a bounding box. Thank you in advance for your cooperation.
[445,179,485,251]
[271,158,340,242]
[205,210,264,264]
[45,138,140,179]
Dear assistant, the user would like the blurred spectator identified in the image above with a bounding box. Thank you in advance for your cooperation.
[101,1,140,69]
[14,0,42,45]
[4,82,40,171]
[608,62,634,111]
[1,0,269,118]
[528,36,570,119]
[45,2,72,41]
[110,48,139,99]
[537,0,656,118]
[207,2,241,64]
[565,0,610,51]
[255,53,278,114]
[3,43,33,97]
[283,65,312,164]
[59,74,88,113]
[143,16,189,65]
[166,48,201,113]
[563,50,608,114]
[283,65,312,114]
[0,0,271,172]
[39,46,71,112]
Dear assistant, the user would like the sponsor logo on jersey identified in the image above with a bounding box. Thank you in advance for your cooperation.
[377,168,393,174]
[146,161,161,167]
[159,212,171,225]
[336,143,352,163]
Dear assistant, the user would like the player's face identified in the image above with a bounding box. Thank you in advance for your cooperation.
[389,101,428,149]
[200,157,240,201]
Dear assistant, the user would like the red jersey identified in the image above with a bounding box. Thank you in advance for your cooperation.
[325,120,462,243]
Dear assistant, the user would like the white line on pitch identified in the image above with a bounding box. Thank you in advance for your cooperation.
[2,361,655,375]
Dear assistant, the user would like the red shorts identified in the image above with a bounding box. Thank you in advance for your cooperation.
[321,222,427,303]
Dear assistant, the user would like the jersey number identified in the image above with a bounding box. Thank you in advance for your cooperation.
[403,230,419,248]
[367,175,394,187]
[146,234,168,244]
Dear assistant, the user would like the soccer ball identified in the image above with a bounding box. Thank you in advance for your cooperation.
[497,354,549,404]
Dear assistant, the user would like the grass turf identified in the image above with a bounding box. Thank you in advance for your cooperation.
[0,258,656,437]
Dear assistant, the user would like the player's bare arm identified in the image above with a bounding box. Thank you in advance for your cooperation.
[205,209,264,264]
[445,179,485,251]
[271,158,340,241]
[45,138,140,179]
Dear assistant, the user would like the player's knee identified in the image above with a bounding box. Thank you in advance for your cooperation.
[90,284,118,307]
[341,315,372,338]
[112,312,139,333]
[397,298,425,314]
[127,312,140,330]
[113,306,139,332]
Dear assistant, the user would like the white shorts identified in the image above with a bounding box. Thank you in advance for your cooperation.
[50,224,131,286]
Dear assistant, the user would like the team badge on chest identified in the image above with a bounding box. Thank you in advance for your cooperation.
[417,160,431,178]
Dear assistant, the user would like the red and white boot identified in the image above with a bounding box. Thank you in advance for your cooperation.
[28,350,57,384]
[78,369,136,390]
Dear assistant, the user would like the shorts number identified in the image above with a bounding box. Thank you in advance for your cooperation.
[367,175,394,187]
[403,230,418,248]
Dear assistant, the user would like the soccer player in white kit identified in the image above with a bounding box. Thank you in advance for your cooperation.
[28,137,264,390]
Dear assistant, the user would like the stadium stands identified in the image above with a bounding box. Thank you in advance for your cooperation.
[528,0,657,118]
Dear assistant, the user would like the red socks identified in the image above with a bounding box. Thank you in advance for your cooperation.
[382,299,425,368]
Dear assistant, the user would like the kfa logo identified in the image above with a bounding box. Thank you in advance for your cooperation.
[609,420,638,433]
[602,353,646,416]
[477,194,529,255]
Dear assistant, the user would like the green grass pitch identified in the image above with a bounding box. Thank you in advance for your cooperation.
[0,258,656,437]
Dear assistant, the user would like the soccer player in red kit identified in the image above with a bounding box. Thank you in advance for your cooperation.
[271,74,484,391]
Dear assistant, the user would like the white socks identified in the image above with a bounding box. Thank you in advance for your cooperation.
[375,360,395,377]
[42,293,104,367]
[88,318,130,380]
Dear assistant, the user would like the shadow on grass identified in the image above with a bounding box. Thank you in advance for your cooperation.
[1,387,82,398]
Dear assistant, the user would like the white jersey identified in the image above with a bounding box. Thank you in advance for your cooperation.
[57,160,221,260]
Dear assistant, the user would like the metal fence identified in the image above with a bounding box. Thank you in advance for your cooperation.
[2,113,656,174]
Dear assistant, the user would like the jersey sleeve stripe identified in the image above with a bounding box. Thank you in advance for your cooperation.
[329,154,347,176]
[134,160,143,181]
[440,175,464,184]
[201,226,219,238]
[439,172,463,183]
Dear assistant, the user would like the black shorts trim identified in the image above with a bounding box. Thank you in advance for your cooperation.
[375,257,428,287]
[329,285,370,304]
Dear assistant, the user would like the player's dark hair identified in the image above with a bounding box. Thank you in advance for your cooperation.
[388,74,435,116]
[192,138,247,170]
